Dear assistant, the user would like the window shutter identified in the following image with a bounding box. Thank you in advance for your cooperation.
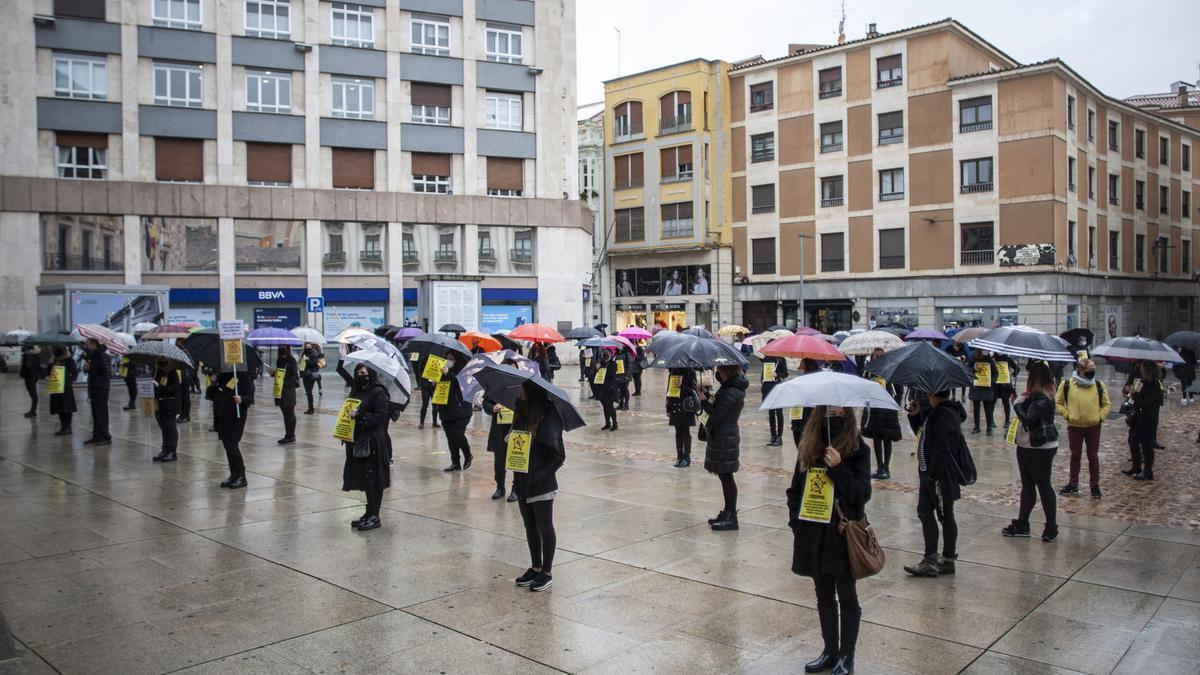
[411,152,451,177]
[660,94,674,120]
[56,132,108,149]
[614,155,630,185]
[879,229,905,258]
[54,0,105,20]
[155,138,203,182]
[659,148,672,176]
[878,111,902,129]
[677,144,692,165]
[411,83,451,107]
[246,143,292,183]
[630,152,644,184]
[878,55,902,71]
[487,157,522,190]
[332,148,375,189]
[819,67,841,84]
[629,102,643,134]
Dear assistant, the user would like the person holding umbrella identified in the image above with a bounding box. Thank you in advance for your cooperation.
[595,348,619,431]
[274,345,300,445]
[342,363,393,531]
[968,350,997,435]
[791,359,824,447]
[1002,361,1060,542]
[49,346,78,435]
[510,381,567,592]
[1126,360,1164,481]
[665,367,698,468]
[862,349,900,479]
[19,344,41,418]
[702,364,749,531]
[81,337,113,445]
[300,342,325,415]
[438,352,474,472]
[903,389,968,577]
[788,405,871,675]
[209,370,253,489]
[631,342,646,396]
[762,355,789,447]
[152,358,181,461]
[615,347,632,411]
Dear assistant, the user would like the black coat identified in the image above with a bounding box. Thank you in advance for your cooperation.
[761,356,788,397]
[274,354,300,407]
[484,396,512,453]
[86,345,112,393]
[1013,391,1056,442]
[20,352,41,382]
[666,368,697,427]
[435,366,474,421]
[153,367,181,415]
[511,403,566,499]
[1129,380,1163,442]
[631,347,646,376]
[787,437,872,577]
[49,357,78,415]
[861,378,901,441]
[342,383,392,491]
[594,358,618,399]
[300,346,324,381]
[209,373,254,442]
[702,374,748,474]
[968,356,996,402]
[908,400,967,501]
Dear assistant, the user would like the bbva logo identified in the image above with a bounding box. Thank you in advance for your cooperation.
[258,291,286,300]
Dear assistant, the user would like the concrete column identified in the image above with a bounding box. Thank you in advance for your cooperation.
[386,54,404,192]
[463,224,478,275]
[123,215,142,284]
[121,22,141,178]
[218,217,236,319]
[305,220,322,327]
[918,296,937,328]
[0,212,41,330]
[461,1,478,193]
[215,27,234,183]
[0,2,37,175]
[387,222,404,321]
[304,0,321,187]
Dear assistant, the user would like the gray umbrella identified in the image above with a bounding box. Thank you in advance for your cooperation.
[343,350,411,404]
[681,326,716,339]
[968,325,1075,362]
[125,341,194,369]
[564,326,603,340]
[1164,331,1200,352]
[1092,337,1184,364]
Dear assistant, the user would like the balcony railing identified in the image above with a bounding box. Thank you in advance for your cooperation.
[878,133,904,145]
[434,250,457,264]
[751,203,775,214]
[818,87,842,99]
[751,151,775,163]
[402,250,419,265]
[749,101,774,113]
[45,253,123,272]
[879,192,904,202]
[510,248,533,264]
[820,142,843,153]
[478,247,496,261]
[960,121,992,133]
[360,249,383,264]
[659,113,692,135]
[822,259,845,272]
[820,197,844,207]
[961,249,994,266]
[877,77,903,89]
[662,170,694,183]
[1109,196,1119,206]
[1109,255,1120,269]
[961,182,993,194]
[323,251,347,266]
[878,255,906,269]
[614,179,643,190]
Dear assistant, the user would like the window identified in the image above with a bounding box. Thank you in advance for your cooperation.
[235,219,305,272]
[613,152,643,190]
[751,237,775,275]
[153,63,202,108]
[331,2,373,48]
[155,137,203,182]
[1136,180,1145,210]
[485,24,523,63]
[661,202,694,239]
[80,230,92,271]
[1135,129,1146,158]
[486,157,522,196]
[102,234,114,270]
[1157,236,1169,273]
[53,53,106,100]
[660,145,693,182]
[56,133,108,179]
[614,207,645,243]
[245,70,291,113]
[402,229,418,264]
[245,0,290,39]
[1087,109,1095,141]
[821,232,845,272]
[879,168,904,201]
[1108,174,1119,206]
[960,157,993,193]
[1088,226,1096,266]
[410,15,450,55]
[478,230,494,260]
[1184,190,1192,218]
[818,67,841,99]
[1067,95,1076,130]
[749,82,773,113]
[659,91,691,134]
[485,92,522,130]
[1135,234,1145,271]
[959,96,992,132]
[332,147,374,189]
[362,226,383,264]
[153,0,201,29]
[750,133,774,162]
[1109,231,1120,269]
[1088,167,1095,199]
[1108,120,1119,151]
[1068,157,1077,192]
[960,222,994,266]
[821,175,844,207]
[512,229,533,264]
[820,121,843,153]
[1184,242,1192,273]
[54,0,106,20]
[876,54,902,88]
[1160,137,1169,165]
[411,83,451,125]
[751,184,775,214]
[434,232,456,264]
[1184,145,1192,172]
[612,101,643,139]
[332,77,374,119]
[1161,185,1170,215]
[878,111,903,144]
[878,228,905,269]
[1067,220,1077,263]
[246,142,291,186]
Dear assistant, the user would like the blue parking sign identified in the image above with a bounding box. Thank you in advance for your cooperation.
[307,296,324,313]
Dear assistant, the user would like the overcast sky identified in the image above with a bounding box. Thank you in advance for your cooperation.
[576,0,1200,110]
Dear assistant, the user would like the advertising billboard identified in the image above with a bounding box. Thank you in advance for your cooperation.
[323,306,387,341]
[480,305,533,334]
[614,265,712,297]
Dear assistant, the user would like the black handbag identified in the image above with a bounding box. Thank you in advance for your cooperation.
[352,437,372,459]
[1029,423,1059,446]
[697,423,708,442]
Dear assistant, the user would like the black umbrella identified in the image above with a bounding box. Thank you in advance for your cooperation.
[25,331,80,346]
[1060,328,1094,347]
[863,341,973,393]
[649,336,748,369]
[564,326,603,340]
[374,324,399,338]
[1164,331,1200,352]
[182,329,263,373]
[681,326,716,339]
[439,323,467,335]
[491,332,522,351]
[647,330,694,354]
[400,333,473,362]
[474,363,585,431]
[970,325,1075,362]
[875,325,911,338]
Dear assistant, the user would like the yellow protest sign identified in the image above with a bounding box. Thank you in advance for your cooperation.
[593,367,607,385]
[46,365,65,395]
[505,430,532,472]
[225,377,237,390]
[1006,416,1020,446]
[762,362,776,382]
[616,359,625,375]
[798,467,835,523]
[974,363,992,387]
[422,354,447,383]
[497,406,514,424]
[432,380,451,405]
[666,375,682,398]
[871,376,887,388]
[118,359,128,378]
[697,410,709,426]
[333,397,361,441]
[995,362,1011,385]
[789,406,805,421]
[299,356,307,371]
[223,339,244,366]
[273,369,285,399]
[142,397,155,417]
[1077,350,1088,361]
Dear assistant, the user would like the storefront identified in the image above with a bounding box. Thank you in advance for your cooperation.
[805,301,854,334]
[166,288,219,329]
[937,297,1018,330]
[480,288,537,334]
[615,303,648,331]
[612,260,717,332]
[234,288,307,330]
[650,303,687,331]
[866,298,919,330]
[322,288,389,342]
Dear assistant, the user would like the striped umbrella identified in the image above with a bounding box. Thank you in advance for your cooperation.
[968,325,1076,362]
[1092,337,1184,364]
[75,323,130,355]
[141,324,193,340]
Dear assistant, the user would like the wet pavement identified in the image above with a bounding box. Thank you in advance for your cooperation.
[0,368,1197,674]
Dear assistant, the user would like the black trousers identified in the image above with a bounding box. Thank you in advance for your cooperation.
[791,419,804,447]
[179,386,191,418]
[633,373,642,395]
[24,378,37,412]
[493,443,508,488]
[280,405,296,438]
[442,417,471,467]
[125,378,137,407]
[1015,447,1057,530]
[601,392,617,427]
[872,438,892,472]
[578,361,587,381]
[972,400,996,429]
[58,412,72,430]
[814,573,861,657]
[222,413,248,477]
[997,396,1012,424]
[156,409,178,453]
[518,498,556,573]
[718,472,737,512]
[768,409,783,438]
[302,377,317,411]
[419,389,439,426]
[916,476,957,558]
[90,389,110,439]
[673,425,692,458]
[1130,435,1155,473]
[618,381,630,408]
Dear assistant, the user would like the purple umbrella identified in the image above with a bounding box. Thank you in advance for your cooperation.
[246,327,303,347]
[393,326,425,342]
[904,328,949,342]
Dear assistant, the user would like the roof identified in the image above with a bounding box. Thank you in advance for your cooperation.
[577,101,604,122]
[948,58,1062,82]
[602,57,722,86]
[1124,91,1200,110]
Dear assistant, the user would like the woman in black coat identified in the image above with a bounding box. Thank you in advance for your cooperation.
[437,352,474,472]
[343,364,392,531]
[48,347,78,434]
[702,365,748,531]
[511,383,566,592]
[485,395,517,501]
[992,355,1019,427]
[762,356,789,447]
[904,390,967,578]
[631,345,646,396]
[1128,360,1164,481]
[151,360,181,462]
[861,349,901,479]
[616,349,632,410]
[209,371,254,489]
[300,342,324,414]
[19,345,41,418]
[274,346,300,444]
[595,349,619,431]
[666,367,697,467]
[968,351,997,434]
[1003,361,1060,541]
[787,406,871,675]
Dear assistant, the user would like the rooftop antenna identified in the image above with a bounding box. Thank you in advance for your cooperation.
[614,27,622,77]
[837,0,846,44]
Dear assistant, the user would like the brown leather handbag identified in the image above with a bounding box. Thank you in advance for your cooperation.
[834,501,885,579]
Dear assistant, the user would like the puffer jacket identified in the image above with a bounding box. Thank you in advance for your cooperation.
[1054,377,1111,428]
[702,374,748,474]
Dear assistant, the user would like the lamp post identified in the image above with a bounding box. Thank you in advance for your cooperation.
[798,233,814,328]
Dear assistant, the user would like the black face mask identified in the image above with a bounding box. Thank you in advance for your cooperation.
[826,415,845,440]
[354,375,370,389]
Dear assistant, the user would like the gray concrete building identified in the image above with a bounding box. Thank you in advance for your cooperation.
[1,0,590,338]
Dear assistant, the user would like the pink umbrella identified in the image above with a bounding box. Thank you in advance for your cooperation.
[618,326,652,340]
[611,335,637,352]
[76,323,129,355]
[795,326,838,342]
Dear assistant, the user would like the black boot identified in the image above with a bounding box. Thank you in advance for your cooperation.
[680,452,690,467]
[707,510,726,525]
[831,654,854,675]
[903,555,940,577]
[711,510,738,531]
[491,485,505,500]
[804,650,838,672]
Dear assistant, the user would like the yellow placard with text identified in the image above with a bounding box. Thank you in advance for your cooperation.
[333,397,361,441]
[615,359,625,375]
[496,406,514,424]
[666,375,682,398]
[1006,417,1020,446]
[798,467,835,523]
[422,354,447,383]
[1077,350,1088,361]
[272,369,285,399]
[974,363,992,387]
[46,365,65,395]
[142,397,155,417]
[995,362,1011,385]
[593,367,607,385]
[505,430,531,472]
[225,376,237,390]
[871,376,887,388]
[431,380,451,405]
[762,362,777,382]
[223,339,244,366]
[789,406,805,421]
[118,359,128,378]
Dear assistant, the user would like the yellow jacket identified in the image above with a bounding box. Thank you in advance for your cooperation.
[1055,378,1111,428]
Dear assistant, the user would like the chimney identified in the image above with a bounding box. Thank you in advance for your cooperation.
[1180,83,1189,107]
[837,32,846,45]
[867,23,878,38]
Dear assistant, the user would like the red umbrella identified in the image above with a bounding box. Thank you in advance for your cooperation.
[508,323,564,344]
[458,331,502,352]
[761,334,844,361]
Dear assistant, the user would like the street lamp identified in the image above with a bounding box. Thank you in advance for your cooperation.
[798,233,814,328]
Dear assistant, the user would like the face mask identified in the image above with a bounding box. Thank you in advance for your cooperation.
[354,375,370,388]
[827,415,845,439]
[1083,371,1096,379]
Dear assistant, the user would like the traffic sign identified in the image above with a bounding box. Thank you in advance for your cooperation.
[307,296,325,313]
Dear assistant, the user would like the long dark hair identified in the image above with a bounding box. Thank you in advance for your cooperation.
[517,383,550,444]
[797,406,860,470]
[1025,361,1056,398]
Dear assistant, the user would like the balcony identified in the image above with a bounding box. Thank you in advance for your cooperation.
[751,203,775,214]
[820,142,843,153]
[661,170,693,183]
[820,197,844,207]
[322,251,347,266]
[822,259,845,272]
[961,182,993,194]
[749,101,773,113]
[877,77,903,89]
[1109,196,1119,206]
[878,133,904,145]
[751,150,775,163]
[1109,142,1119,152]
[478,247,496,262]
[360,249,383,265]
[45,253,123,272]
[613,130,644,144]
[961,249,994,266]
[1109,255,1119,269]
[960,121,992,133]
[659,113,692,135]
[614,179,643,191]
[402,250,419,266]
[879,192,904,202]
[434,250,457,264]
[818,87,842,100]
[878,255,905,270]
[510,248,533,265]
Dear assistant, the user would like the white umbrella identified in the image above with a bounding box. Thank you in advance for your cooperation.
[335,327,373,344]
[292,326,325,344]
[115,332,137,347]
[759,371,901,412]
[2,329,31,346]
[968,325,1075,362]
[132,322,158,334]
[345,333,406,362]
[838,330,905,356]
[343,350,411,405]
